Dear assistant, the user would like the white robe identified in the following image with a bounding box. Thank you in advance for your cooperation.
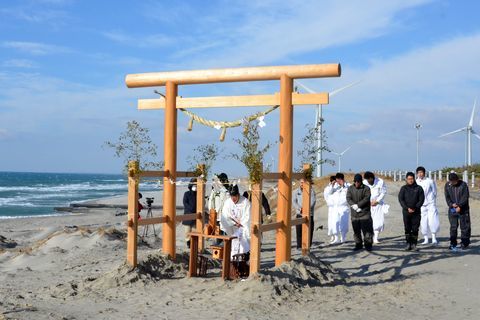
[325,182,350,239]
[363,178,389,232]
[220,196,251,257]
[208,182,230,222]
[323,184,337,236]
[416,177,440,235]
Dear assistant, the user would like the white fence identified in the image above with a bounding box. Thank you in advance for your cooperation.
[374,170,477,188]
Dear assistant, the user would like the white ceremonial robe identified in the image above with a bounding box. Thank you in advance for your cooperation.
[328,183,351,240]
[208,182,230,222]
[324,184,338,236]
[220,196,251,257]
[416,177,440,235]
[363,178,389,232]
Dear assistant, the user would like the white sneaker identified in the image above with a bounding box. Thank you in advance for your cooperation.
[431,240,439,246]
[330,235,339,244]
[421,237,429,245]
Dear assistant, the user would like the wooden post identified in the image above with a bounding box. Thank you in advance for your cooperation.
[222,239,232,281]
[188,234,199,277]
[250,165,263,275]
[301,164,312,256]
[163,81,178,259]
[196,164,206,252]
[275,74,293,266]
[127,161,139,267]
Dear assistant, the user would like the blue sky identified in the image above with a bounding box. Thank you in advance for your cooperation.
[0,0,479,175]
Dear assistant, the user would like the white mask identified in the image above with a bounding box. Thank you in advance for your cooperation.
[191,186,197,192]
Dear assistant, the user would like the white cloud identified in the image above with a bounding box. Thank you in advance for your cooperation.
[2,41,71,55]
[102,31,173,48]
[1,59,38,68]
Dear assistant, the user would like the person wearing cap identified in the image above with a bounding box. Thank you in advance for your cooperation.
[326,173,351,243]
[347,174,373,251]
[182,178,197,248]
[208,173,231,243]
[324,176,338,243]
[220,184,251,258]
[363,171,389,244]
[444,172,471,251]
[293,178,316,248]
[416,166,440,245]
[398,172,425,251]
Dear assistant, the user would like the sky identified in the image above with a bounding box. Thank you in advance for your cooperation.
[0,0,480,175]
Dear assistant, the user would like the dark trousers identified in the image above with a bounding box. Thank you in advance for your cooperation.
[403,211,421,245]
[351,217,373,249]
[296,214,314,248]
[448,212,471,247]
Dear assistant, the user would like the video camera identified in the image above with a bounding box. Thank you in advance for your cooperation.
[146,197,154,206]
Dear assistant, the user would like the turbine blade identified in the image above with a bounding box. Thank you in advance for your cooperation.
[439,128,466,137]
[472,130,480,140]
[469,98,477,127]
[295,80,316,94]
[330,80,362,97]
[341,146,352,155]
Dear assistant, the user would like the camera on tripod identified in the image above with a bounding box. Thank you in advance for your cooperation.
[146,197,154,206]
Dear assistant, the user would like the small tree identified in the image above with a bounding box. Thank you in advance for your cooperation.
[104,120,163,173]
[231,120,272,184]
[186,143,222,179]
[296,119,334,173]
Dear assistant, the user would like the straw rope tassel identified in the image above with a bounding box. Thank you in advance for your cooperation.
[220,127,227,142]
[187,116,194,131]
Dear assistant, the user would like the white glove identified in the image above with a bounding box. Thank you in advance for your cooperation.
[356,208,362,213]
[351,204,359,211]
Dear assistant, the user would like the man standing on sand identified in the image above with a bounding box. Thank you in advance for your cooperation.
[363,171,389,244]
[326,173,350,243]
[324,176,338,243]
[444,172,471,251]
[293,178,316,248]
[347,174,373,251]
[398,172,425,251]
[416,166,440,245]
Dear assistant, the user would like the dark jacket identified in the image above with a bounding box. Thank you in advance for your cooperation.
[182,189,197,226]
[243,191,272,216]
[398,183,424,214]
[346,184,371,220]
[445,180,470,214]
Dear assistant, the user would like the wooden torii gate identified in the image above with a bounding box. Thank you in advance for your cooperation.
[125,63,341,270]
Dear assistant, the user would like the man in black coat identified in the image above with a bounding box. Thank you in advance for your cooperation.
[182,178,197,248]
[398,172,425,251]
[347,174,373,251]
[445,172,471,250]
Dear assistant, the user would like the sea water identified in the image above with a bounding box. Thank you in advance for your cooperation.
[0,171,160,219]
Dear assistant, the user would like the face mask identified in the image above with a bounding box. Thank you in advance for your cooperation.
[191,186,197,192]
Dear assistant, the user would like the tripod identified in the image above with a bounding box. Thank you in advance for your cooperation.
[141,203,157,239]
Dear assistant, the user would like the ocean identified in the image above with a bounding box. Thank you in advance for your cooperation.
[0,171,160,219]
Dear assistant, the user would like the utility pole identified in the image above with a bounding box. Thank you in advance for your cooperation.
[415,123,422,168]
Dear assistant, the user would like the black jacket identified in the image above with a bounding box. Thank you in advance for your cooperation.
[398,183,424,214]
[445,180,470,214]
[243,191,271,216]
[182,190,197,226]
[346,184,371,220]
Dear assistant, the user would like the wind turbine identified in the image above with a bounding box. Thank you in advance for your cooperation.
[331,146,351,173]
[295,80,361,178]
[440,98,480,166]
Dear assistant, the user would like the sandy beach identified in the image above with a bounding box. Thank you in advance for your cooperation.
[1,179,479,320]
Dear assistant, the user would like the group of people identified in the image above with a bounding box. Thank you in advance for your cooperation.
[179,166,472,257]
[324,166,471,252]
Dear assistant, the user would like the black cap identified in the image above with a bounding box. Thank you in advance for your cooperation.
[406,172,415,178]
[218,173,229,183]
[448,172,459,181]
[229,184,240,196]
[354,174,362,182]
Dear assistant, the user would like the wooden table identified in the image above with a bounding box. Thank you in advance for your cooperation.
[188,232,237,280]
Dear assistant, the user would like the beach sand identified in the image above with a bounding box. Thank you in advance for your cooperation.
[1,180,479,320]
